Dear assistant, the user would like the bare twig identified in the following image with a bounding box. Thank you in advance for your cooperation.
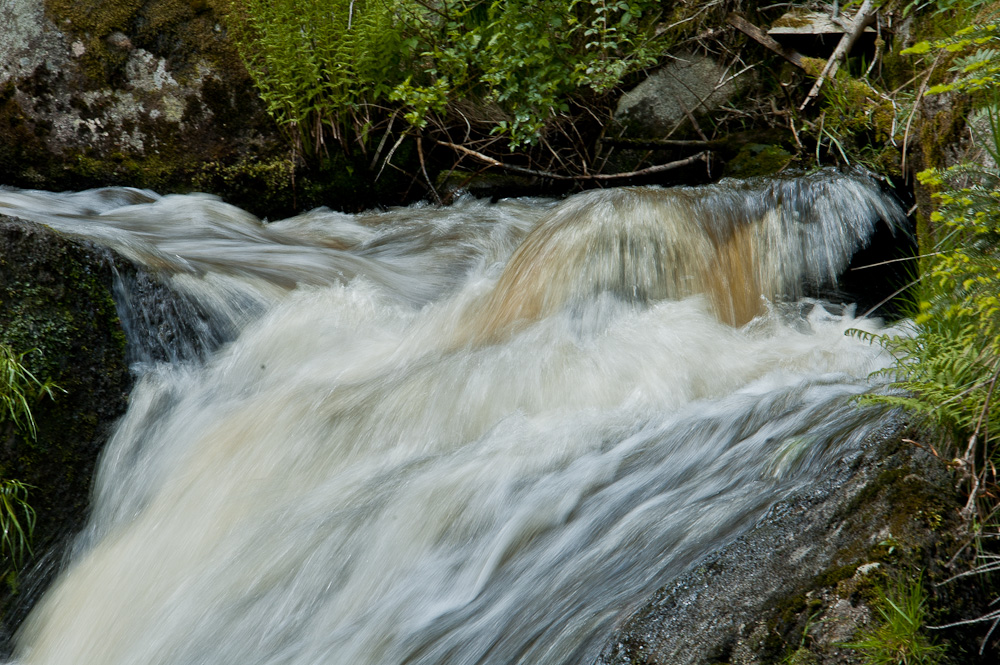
[799,0,877,111]
[726,13,805,69]
[369,109,399,171]
[417,137,441,204]
[436,141,710,181]
[375,133,408,182]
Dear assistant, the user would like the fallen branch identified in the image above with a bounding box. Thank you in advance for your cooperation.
[602,137,728,149]
[726,13,805,70]
[799,0,877,111]
[417,137,441,204]
[436,141,710,181]
[601,129,785,152]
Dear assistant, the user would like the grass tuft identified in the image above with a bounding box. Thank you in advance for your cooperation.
[845,575,946,665]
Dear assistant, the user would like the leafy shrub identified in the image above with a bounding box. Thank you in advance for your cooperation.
[227,0,671,154]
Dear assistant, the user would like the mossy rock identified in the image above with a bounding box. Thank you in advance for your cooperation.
[724,143,794,178]
[0,218,133,647]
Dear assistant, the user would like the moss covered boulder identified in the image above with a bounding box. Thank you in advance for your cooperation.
[0,217,132,642]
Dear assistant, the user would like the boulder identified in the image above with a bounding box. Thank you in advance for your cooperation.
[613,52,743,138]
[0,1,290,216]
[0,218,131,647]
[596,420,999,664]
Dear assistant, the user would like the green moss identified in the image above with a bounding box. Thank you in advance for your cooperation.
[919,97,968,173]
[800,57,827,79]
[771,9,816,30]
[723,144,794,178]
[0,224,130,555]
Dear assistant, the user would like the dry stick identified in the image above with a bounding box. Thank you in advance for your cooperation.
[375,133,408,182]
[369,110,399,171]
[726,12,806,69]
[436,141,709,181]
[864,17,883,78]
[417,137,441,205]
[602,137,729,149]
[960,359,1000,520]
[799,0,877,111]
[902,52,943,176]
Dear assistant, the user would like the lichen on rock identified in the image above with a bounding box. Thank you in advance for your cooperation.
[0,0,292,217]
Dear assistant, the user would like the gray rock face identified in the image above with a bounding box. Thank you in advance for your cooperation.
[614,53,742,137]
[0,0,286,211]
[596,419,997,664]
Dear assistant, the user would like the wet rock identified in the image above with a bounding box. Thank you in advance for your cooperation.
[596,420,999,664]
[0,217,132,645]
[0,216,211,652]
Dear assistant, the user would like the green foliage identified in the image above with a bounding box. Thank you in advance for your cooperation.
[392,0,667,146]
[0,344,58,441]
[0,343,57,582]
[904,22,1000,95]
[902,0,995,19]
[845,575,946,665]
[228,0,670,153]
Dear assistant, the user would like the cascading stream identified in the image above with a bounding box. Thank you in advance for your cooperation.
[0,170,906,665]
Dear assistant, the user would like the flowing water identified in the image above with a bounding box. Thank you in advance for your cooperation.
[0,170,906,665]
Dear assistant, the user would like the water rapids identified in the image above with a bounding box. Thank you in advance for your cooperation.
[0,169,905,665]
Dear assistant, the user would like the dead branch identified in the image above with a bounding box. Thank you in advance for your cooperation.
[417,137,441,204]
[436,141,709,181]
[726,13,805,70]
[799,0,877,111]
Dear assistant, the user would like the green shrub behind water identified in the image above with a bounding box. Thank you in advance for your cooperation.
[228,0,670,154]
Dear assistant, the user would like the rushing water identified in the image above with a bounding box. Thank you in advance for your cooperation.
[0,170,905,665]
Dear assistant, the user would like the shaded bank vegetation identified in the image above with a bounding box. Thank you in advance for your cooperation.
[219,0,987,203]
[4,0,1000,662]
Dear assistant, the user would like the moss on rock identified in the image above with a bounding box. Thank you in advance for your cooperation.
[0,218,132,644]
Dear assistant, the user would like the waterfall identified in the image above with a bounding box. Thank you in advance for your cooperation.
[0,169,906,665]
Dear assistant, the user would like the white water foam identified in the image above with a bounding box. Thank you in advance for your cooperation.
[0,172,904,665]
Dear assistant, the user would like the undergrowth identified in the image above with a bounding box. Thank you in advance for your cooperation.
[859,11,1000,518]
[852,6,1000,656]
[0,344,58,588]
[846,575,946,665]
[226,0,677,160]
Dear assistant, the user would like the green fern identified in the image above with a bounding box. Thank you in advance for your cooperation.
[904,22,1000,95]
[229,0,407,155]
